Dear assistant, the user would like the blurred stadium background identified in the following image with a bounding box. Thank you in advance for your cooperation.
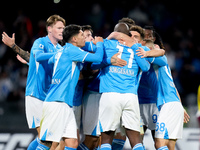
[0,0,199,149]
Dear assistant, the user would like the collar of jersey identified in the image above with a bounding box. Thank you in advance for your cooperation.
[45,36,62,49]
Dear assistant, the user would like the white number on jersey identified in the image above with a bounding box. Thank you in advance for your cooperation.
[116,45,134,68]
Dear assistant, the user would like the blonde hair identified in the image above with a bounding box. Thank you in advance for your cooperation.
[46,15,66,29]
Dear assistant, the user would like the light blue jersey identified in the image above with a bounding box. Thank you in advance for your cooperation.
[156,64,180,110]
[25,36,63,101]
[72,41,98,106]
[138,54,167,104]
[94,39,150,94]
[45,42,104,107]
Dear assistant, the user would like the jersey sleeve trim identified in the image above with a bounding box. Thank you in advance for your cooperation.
[150,57,155,63]
[82,52,89,62]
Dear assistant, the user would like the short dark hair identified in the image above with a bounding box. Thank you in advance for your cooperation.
[130,25,145,40]
[82,25,93,33]
[118,17,135,28]
[143,26,156,37]
[144,25,165,50]
[62,24,82,43]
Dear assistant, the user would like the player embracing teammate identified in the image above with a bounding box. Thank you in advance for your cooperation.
[2,15,190,150]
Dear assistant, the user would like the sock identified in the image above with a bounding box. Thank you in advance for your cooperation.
[143,145,146,150]
[64,146,77,150]
[27,137,40,150]
[77,143,89,150]
[36,142,50,150]
[132,143,144,150]
[111,139,125,150]
[93,146,100,150]
[101,144,111,150]
[157,146,169,150]
[93,147,99,150]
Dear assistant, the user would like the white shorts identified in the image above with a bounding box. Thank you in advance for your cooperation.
[99,92,140,132]
[82,90,101,136]
[73,105,82,130]
[140,103,159,130]
[40,102,77,142]
[25,96,43,129]
[115,124,126,136]
[155,102,184,140]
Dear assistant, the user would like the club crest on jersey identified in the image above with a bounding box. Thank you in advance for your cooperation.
[39,44,44,49]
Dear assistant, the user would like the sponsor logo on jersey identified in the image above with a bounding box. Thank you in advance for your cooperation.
[51,78,61,84]
[109,66,134,76]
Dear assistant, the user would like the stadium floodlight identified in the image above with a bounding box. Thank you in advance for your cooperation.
[54,0,61,4]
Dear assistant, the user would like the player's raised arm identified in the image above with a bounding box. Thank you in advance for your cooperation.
[2,32,30,62]
[136,46,167,67]
[132,44,150,72]
[107,31,137,47]
[82,41,96,52]
[136,47,165,58]
[91,53,127,70]
[81,36,104,63]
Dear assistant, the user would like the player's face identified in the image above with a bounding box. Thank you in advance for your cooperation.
[49,21,65,41]
[83,30,94,42]
[144,29,154,41]
[76,30,86,47]
[130,31,142,43]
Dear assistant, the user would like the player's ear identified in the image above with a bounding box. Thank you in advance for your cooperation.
[47,26,52,33]
[71,36,77,43]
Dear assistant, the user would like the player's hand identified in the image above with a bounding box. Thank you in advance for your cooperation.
[16,54,28,64]
[154,44,160,49]
[93,36,103,45]
[111,53,127,67]
[2,32,15,48]
[136,47,147,58]
[184,109,190,123]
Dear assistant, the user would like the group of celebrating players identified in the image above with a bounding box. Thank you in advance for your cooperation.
[2,14,190,150]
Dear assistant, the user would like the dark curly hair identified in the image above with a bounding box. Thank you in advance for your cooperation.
[144,26,165,50]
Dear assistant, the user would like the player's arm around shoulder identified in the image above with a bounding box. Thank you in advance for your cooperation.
[131,44,150,72]
[136,46,167,67]
[136,47,165,58]
[86,36,104,63]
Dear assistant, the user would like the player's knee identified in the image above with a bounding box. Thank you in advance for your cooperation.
[70,139,79,148]
[64,138,78,148]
